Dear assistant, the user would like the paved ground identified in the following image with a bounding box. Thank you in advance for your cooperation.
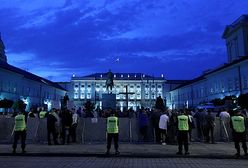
[0,142,247,159]
[0,156,248,168]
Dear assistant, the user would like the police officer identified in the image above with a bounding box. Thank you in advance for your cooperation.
[12,111,27,154]
[39,107,47,119]
[176,110,191,155]
[106,110,119,155]
[230,110,248,157]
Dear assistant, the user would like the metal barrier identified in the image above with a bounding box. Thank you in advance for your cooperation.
[0,117,235,144]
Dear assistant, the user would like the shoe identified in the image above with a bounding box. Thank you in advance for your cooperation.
[48,142,52,145]
[115,151,120,155]
[12,149,16,154]
[176,152,183,155]
[185,152,190,155]
[162,143,166,145]
[244,153,248,156]
[234,153,240,158]
[22,150,26,154]
[105,150,110,155]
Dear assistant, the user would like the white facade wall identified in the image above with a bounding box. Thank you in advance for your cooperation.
[70,78,165,110]
[0,68,66,112]
[168,59,248,109]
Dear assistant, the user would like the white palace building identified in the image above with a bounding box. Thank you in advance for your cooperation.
[59,73,167,111]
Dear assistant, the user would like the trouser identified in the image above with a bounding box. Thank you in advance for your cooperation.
[220,120,230,141]
[139,126,148,141]
[47,127,58,144]
[70,124,77,142]
[12,130,26,151]
[177,131,189,153]
[233,132,247,154]
[107,133,119,151]
[160,129,167,143]
[62,125,70,144]
[196,124,203,140]
[205,126,214,143]
[154,126,161,143]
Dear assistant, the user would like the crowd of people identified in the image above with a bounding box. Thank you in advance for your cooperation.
[11,105,248,157]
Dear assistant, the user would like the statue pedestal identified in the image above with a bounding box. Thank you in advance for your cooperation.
[102,93,116,110]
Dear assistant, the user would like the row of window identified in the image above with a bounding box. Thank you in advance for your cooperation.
[171,75,248,101]
[74,83,162,89]
[74,91,162,100]
[0,81,61,100]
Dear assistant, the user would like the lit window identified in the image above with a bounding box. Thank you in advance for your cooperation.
[87,93,91,99]
[80,93,85,99]
[74,93,78,99]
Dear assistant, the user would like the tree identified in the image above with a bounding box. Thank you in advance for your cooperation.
[0,99,14,114]
[210,98,225,106]
[238,93,248,109]
[12,99,26,112]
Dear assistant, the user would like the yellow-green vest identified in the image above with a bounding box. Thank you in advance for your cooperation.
[231,116,245,133]
[178,115,189,131]
[14,114,26,131]
[39,111,47,119]
[107,116,118,133]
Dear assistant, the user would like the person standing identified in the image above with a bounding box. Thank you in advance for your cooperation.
[39,107,47,119]
[60,109,72,145]
[12,111,27,154]
[205,110,215,144]
[219,108,230,141]
[47,108,59,145]
[230,110,247,157]
[159,111,169,145]
[106,110,119,155]
[71,109,78,143]
[151,108,162,143]
[176,110,191,155]
[138,107,149,142]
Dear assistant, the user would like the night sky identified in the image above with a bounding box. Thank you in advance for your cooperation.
[0,0,247,82]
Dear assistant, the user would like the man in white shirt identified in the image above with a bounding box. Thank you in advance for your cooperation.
[219,108,230,141]
[159,112,169,145]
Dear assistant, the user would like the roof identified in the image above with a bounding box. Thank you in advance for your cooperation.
[171,56,248,91]
[222,14,248,38]
[72,73,165,81]
[0,61,66,91]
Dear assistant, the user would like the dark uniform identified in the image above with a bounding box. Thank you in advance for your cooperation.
[230,111,247,157]
[47,111,59,145]
[176,113,191,155]
[12,113,27,153]
[106,115,119,155]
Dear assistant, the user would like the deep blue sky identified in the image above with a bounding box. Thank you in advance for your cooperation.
[0,0,247,82]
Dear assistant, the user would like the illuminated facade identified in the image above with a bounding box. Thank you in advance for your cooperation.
[69,73,165,111]
[167,15,248,109]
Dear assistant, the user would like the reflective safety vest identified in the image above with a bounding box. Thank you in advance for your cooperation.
[178,115,189,131]
[50,112,57,118]
[14,114,26,131]
[39,111,47,119]
[107,116,118,133]
[231,116,245,133]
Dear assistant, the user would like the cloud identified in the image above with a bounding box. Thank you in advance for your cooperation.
[0,0,248,81]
